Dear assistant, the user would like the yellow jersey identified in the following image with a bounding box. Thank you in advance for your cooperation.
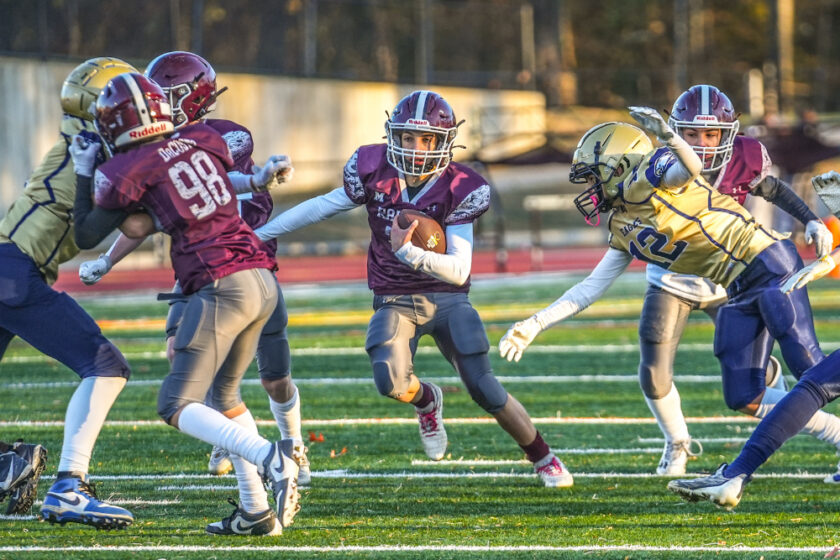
[0,116,91,286]
[607,148,782,288]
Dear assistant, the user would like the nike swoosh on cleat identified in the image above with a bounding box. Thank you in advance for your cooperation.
[47,493,82,506]
[232,519,261,532]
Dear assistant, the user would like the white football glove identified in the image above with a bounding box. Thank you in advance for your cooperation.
[781,255,836,293]
[805,219,833,259]
[812,170,840,217]
[250,155,294,191]
[499,316,543,362]
[628,106,675,142]
[78,254,113,286]
[69,134,101,177]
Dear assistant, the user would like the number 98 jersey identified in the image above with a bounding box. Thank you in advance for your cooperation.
[94,122,276,294]
[607,148,782,288]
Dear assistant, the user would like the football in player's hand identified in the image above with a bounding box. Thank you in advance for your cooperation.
[397,209,446,254]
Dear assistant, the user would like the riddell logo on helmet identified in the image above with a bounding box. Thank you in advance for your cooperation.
[407,119,430,126]
[694,115,719,122]
[129,123,169,139]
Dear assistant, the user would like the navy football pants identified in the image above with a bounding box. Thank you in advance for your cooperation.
[0,243,129,378]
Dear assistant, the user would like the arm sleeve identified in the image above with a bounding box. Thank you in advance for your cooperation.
[105,233,147,267]
[752,175,819,225]
[660,134,703,189]
[227,171,254,194]
[254,187,359,241]
[393,223,473,286]
[73,175,130,250]
[532,248,633,329]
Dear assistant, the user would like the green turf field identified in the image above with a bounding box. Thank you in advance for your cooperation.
[3,272,840,559]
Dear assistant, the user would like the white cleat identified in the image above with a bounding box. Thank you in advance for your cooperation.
[534,454,574,488]
[260,439,302,527]
[415,383,447,461]
[656,439,703,476]
[208,445,233,476]
[667,463,751,509]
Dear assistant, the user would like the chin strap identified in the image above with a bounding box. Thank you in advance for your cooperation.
[584,195,601,227]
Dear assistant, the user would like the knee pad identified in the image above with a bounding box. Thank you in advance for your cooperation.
[638,363,671,400]
[638,340,675,399]
[722,378,762,411]
[86,341,131,380]
[371,355,417,402]
[157,376,186,422]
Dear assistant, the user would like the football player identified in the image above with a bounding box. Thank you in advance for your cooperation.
[77,51,309,492]
[255,91,573,488]
[71,72,302,535]
[635,85,836,476]
[0,57,143,527]
[499,106,833,484]
[667,170,840,508]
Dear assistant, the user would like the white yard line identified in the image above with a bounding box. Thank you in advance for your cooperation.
[0,415,759,428]
[6,340,840,364]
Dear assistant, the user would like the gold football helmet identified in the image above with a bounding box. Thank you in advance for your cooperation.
[60,57,138,120]
[570,122,653,223]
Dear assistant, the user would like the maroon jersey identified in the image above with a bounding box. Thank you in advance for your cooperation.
[344,144,490,295]
[712,136,772,205]
[94,123,276,294]
[205,118,277,256]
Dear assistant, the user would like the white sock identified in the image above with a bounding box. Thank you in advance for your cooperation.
[269,386,303,443]
[757,387,840,448]
[645,383,690,443]
[229,409,270,514]
[58,377,126,473]
[176,403,273,469]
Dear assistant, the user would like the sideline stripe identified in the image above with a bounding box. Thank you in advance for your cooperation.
[0,545,832,553]
[0,373,726,389]
[0,415,758,428]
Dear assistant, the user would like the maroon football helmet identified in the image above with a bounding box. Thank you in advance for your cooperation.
[668,84,739,171]
[385,90,459,176]
[94,72,173,151]
[145,51,225,128]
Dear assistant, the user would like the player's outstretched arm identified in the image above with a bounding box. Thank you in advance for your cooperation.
[229,155,295,194]
[752,174,831,257]
[499,248,632,362]
[78,233,147,285]
[628,106,703,186]
[254,186,358,241]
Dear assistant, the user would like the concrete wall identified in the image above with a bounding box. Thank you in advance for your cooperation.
[0,56,546,214]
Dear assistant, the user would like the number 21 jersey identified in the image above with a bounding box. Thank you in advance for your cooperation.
[93,123,276,294]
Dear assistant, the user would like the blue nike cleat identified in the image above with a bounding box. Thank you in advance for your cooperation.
[40,474,133,529]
